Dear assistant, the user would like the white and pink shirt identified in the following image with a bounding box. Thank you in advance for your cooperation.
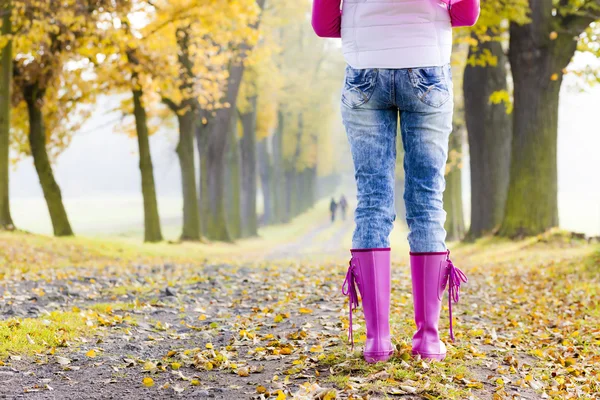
[312,0,480,69]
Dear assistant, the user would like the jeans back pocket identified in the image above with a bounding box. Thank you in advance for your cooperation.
[408,66,451,108]
[342,66,378,109]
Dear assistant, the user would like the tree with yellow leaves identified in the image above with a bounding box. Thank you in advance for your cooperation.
[141,0,260,241]
[91,1,166,243]
[198,0,264,242]
[500,0,600,237]
[277,24,343,221]
[462,0,529,239]
[9,0,126,236]
[0,0,14,230]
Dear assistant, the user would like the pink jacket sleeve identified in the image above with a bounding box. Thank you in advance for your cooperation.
[312,0,342,38]
[446,0,480,27]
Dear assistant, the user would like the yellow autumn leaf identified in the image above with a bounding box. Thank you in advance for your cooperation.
[280,347,292,355]
[143,361,156,371]
[171,362,181,370]
[276,390,286,400]
[298,308,313,314]
[467,381,484,389]
[142,377,154,387]
[323,392,336,400]
[205,343,213,349]
[85,349,96,358]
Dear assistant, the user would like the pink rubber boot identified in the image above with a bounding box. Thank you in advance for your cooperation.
[343,248,394,363]
[410,251,467,361]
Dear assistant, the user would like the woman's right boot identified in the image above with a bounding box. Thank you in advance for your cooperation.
[343,248,394,363]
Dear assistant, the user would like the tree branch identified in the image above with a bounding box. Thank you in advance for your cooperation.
[560,0,600,35]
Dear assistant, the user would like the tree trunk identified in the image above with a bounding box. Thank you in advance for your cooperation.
[289,169,301,217]
[204,61,246,241]
[272,110,285,223]
[226,114,242,239]
[205,122,231,242]
[500,3,578,237]
[176,110,200,241]
[257,137,273,225]
[444,126,465,241]
[284,168,294,222]
[239,96,258,237]
[132,87,162,242]
[196,122,208,237]
[24,84,73,236]
[307,167,317,208]
[464,35,511,239]
[200,0,266,240]
[0,4,14,229]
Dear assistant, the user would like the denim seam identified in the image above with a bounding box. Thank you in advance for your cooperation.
[390,69,395,106]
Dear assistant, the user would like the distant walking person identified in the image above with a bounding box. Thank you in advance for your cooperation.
[339,195,348,220]
[313,0,478,363]
[329,198,338,222]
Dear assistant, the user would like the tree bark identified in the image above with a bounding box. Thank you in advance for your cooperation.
[464,35,511,239]
[257,137,273,225]
[0,4,14,229]
[272,110,286,223]
[444,126,465,241]
[201,0,266,240]
[284,168,294,222]
[196,121,209,237]
[24,84,73,236]
[239,96,258,237]
[308,167,317,208]
[500,1,580,237]
[176,110,200,241]
[204,61,246,241]
[225,114,242,239]
[205,123,231,242]
[132,87,162,242]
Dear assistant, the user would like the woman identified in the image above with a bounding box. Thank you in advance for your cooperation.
[312,0,479,363]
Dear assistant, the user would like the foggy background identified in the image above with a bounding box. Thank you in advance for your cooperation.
[11,84,600,238]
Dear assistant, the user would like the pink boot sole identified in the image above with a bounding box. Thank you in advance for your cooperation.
[412,350,445,361]
[365,350,394,363]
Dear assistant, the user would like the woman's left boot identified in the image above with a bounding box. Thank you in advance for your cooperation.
[410,250,467,361]
[343,248,394,363]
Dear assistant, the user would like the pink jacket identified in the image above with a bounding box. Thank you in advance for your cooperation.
[312,0,480,38]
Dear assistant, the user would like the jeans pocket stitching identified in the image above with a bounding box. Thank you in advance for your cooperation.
[342,69,379,109]
[408,68,451,108]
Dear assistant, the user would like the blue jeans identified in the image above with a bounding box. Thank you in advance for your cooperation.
[342,65,453,252]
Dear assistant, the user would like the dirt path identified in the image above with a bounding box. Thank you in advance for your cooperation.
[265,216,353,260]
[0,232,598,399]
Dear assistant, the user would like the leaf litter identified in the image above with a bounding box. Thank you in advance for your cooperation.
[0,231,598,399]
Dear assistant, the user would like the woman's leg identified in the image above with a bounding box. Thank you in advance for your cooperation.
[398,65,461,361]
[342,89,397,248]
[341,66,396,363]
[400,69,453,252]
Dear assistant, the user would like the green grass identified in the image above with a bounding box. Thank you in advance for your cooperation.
[0,311,91,359]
